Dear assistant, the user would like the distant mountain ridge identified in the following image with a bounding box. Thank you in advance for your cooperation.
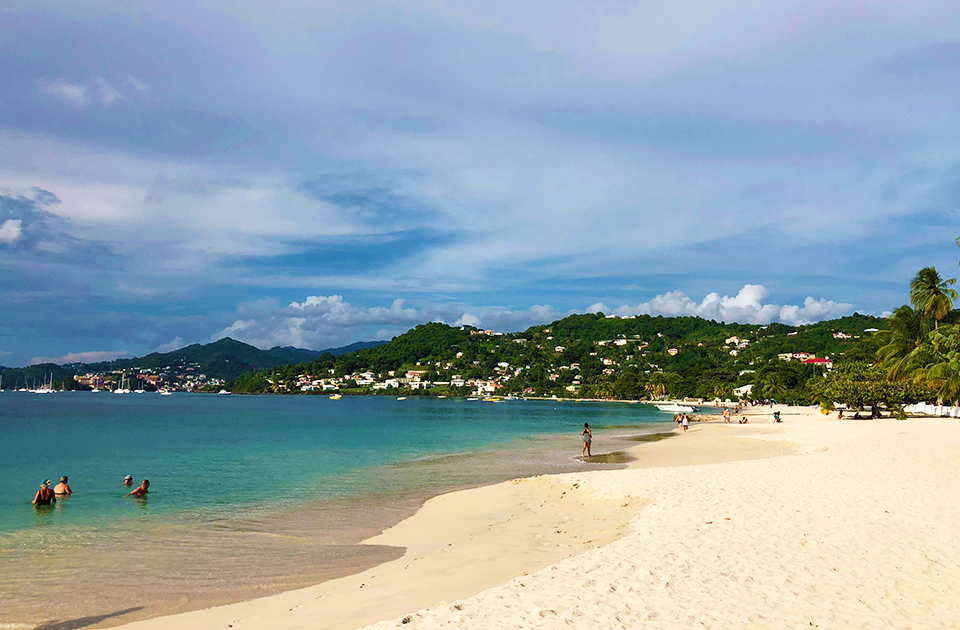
[0,338,388,384]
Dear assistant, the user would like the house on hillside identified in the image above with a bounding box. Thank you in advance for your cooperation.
[734,384,754,397]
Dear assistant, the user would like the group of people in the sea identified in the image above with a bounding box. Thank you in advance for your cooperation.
[31,474,150,506]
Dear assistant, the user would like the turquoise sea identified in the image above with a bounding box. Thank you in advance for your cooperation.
[0,392,674,627]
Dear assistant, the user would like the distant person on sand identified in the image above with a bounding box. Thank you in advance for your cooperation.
[126,479,149,497]
[32,480,56,506]
[739,417,748,424]
[681,414,689,432]
[581,423,592,458]
[54,476,72,495]
[723,408,731,423]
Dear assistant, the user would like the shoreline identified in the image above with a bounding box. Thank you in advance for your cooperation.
[1,412,669,629]
[26,405,960,629]
[105,406,802,630]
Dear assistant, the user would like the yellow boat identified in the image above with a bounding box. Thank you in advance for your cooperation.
[329,393,342,400]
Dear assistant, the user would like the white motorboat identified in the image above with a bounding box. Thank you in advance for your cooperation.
[218,389,232,396]
[655,402,698,413]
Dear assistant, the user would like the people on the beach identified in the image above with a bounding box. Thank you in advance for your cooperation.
[126,479,150,497]
[773,411,781,423]
[723,408,731,423]
[581,423,592,458]
[32,480,57,506]
[681,414,689,432]
[123,475,134,486]
[54,476,72,495]
[739,417,748,424]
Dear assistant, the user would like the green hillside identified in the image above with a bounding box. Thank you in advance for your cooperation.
[230,312,888,401]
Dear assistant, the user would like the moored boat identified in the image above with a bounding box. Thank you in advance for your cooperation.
[655,402,698,413]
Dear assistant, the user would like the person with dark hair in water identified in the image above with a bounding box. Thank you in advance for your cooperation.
[126,479,150,498]
[581,423,592,458]
[32,480,57,506]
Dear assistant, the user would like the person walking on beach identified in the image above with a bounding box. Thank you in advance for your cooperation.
[32,480,57,506]
[681,414,689,432]
[581,423,592,458]
[54,476,72,496]
[126,479,149,498]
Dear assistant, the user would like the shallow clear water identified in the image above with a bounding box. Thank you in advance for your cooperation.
[0,392,674,626]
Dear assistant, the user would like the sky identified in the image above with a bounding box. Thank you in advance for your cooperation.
[1,0,958,366]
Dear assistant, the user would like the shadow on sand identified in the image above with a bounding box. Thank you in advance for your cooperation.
[32,607,144,630]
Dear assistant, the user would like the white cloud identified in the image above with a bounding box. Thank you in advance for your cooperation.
[0,219,23,244]
[31,350,129,365]
[206,285,854,351]
[95,76,122,105]
[153,337,186,353]
[206,295,567,350]
[37,79,89,105]
[611,284,854,325]
[127,76,148,92]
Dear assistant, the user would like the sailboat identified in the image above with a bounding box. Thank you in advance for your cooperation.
[34,372,56,394]
[114,373,130,394]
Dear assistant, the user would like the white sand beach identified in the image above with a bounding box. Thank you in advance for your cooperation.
[113,406,960,630]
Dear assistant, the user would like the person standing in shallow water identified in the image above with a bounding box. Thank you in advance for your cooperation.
[54,476,72,496]
[126,479,149,498]
[581,422,592,458]
[32,480,56,506]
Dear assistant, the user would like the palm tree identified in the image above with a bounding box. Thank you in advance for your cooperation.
[909,267,958,329]
[875,305,930,380]
[645,375,667,400]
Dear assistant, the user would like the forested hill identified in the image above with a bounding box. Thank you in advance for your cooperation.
[231,312,887,400]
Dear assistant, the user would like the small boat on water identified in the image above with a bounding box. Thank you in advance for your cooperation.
[159,390,173,396]
[396,396,407,401]
[466,397,479,401]
[329,393,343,400]
[655,402,698,413]
[218,389,232,396]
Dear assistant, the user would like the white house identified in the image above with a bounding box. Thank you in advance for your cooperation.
[734,384,754,397]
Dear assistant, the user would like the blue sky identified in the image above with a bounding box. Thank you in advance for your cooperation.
[1,0,958,366]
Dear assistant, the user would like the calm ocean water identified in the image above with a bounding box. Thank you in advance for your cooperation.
[0,392,673,627]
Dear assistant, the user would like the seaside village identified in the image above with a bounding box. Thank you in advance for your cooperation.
[71,362,228,393]
[66,326,860,399]
[58,323,862,398]
[294,328,852,398]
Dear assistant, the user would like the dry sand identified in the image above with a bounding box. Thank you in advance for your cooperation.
[109,406,959,630]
